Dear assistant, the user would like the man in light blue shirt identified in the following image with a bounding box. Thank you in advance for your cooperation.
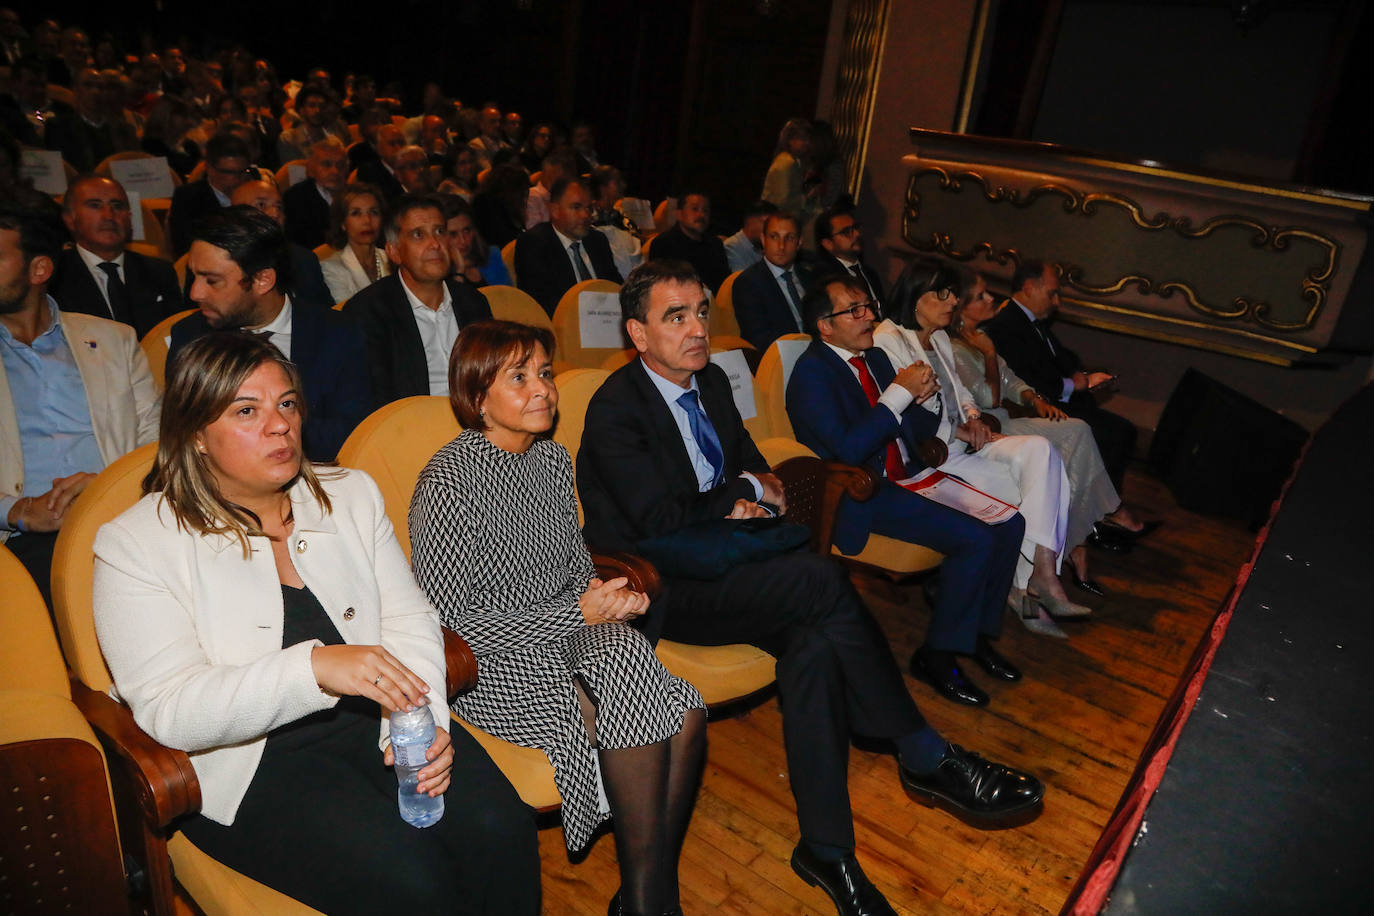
[1,202,159,605]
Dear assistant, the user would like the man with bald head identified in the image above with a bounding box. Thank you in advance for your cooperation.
[53,175,182,338]
[357,122,407,204]
[394,145,433,194]
[284,137,348,249]
[229,179,332,308]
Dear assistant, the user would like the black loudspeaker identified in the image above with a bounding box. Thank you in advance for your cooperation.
[1150,368,1309,528]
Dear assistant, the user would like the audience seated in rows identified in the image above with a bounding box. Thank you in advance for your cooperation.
[168,132,255,256]
[283,136,348,250]
[515,176,622,316]
[228,178,332,307]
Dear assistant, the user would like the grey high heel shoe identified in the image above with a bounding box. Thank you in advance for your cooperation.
[1028,590,1093,619]
[1011,592,1069,639]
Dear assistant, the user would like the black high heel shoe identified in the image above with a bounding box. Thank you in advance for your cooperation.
[1070,568,1106,597]
[1096,519,1160,542]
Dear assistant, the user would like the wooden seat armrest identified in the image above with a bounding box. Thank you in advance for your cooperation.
[815,462,879,556]
[591,551,663,601]
[443,627,479,700]
[68,679,200,829]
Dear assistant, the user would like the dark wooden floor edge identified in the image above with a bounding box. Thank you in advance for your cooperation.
[1057,405,1327,916]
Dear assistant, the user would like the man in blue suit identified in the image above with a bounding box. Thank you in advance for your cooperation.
[786,273,1026,708]
[731,211,810,351]
[169,206,371,461]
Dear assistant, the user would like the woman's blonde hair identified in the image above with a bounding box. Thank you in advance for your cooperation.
[144,332,332,556]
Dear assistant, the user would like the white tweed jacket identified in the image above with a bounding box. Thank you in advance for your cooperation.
[92,468,445,825]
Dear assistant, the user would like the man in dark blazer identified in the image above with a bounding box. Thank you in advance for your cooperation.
[228,179,333,308]
[283,138,347,250]
[813,205,884,310]
[577,260,1043,916]
[169,206,370,461]
[984,259,1137,491]
[785,274,1027,708]
[354,124,406,205]
[646,192,730,293]
[343,194,491,409]
[167,133,254,257]
[514,176,622,316]
[42,68,124,172]
[54,175,182,339]
[732,211,810,351]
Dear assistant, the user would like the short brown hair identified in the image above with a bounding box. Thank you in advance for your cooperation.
[448,320,557,430]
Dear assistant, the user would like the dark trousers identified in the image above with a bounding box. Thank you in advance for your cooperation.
[865,481,1024,654]
[649,552,926,851]
[180,712,540,915]
[1067,391,1138,491]
[6,531,58,609]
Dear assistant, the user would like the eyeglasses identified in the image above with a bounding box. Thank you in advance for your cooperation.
[818,301,876,322]
[833,223,861,237]
[932,287,955,301]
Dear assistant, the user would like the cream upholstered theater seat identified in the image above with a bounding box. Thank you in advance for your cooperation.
[337,397,562,811]
[312,242,338,262]
[0,547,128,911]
[551,278,626,370]
[49,444,325,914]
[756,438,943,578]
[140,308,196,391]
[481,283,553,332]
[754,332,811,441]
[710,270,743,338]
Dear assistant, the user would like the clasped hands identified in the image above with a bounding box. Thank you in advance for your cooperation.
[310,644,452,797]
[894,361,939,402]
[580,576,649,624]
[8,472,97,533]
[725,470,786,520]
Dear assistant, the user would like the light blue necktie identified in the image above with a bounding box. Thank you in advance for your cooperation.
[677,389,724,487]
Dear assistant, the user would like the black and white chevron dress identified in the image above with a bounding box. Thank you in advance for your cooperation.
[408,429,704,852]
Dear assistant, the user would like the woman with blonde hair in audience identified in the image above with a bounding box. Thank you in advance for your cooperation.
[875,261,1090,637]
[949,271,1147,600]
[762,117,820,233]
[319,182,390,303]
[410,321,706,916]
[92,332,538,915]
[440,193,510,287]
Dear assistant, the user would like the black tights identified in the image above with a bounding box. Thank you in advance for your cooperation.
[578,683,706,914]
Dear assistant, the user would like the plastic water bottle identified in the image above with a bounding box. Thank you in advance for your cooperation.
[390,707,445,828]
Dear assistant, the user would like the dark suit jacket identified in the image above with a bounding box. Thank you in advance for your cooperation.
[287,242,333,309]
[982,299,1082,401]
[354,159,404,205]
[785,340,939,554]
[577,359,767,554]
[647,224,730,293]
[167,180,224,257]
[44,112,119,172]
[52,248,182,339]
[814,254,885,308]
[514,223,622,316]
[283,178,332,250]
[167,301,371,461]
[342,273,492,409]
[733,259,809,352]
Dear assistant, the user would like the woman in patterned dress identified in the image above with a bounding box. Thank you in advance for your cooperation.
[409,320,707,916]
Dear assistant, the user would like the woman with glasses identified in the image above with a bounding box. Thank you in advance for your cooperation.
[875,261,1088,637]
[949,272,1144,602]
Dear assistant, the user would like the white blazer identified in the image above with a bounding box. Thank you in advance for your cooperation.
[320,245,390,304]
[871,319,980,443]
[92,468,446,825]
[1,303,160,543]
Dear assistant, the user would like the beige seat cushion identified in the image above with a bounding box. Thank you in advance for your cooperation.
[654,640,777,707]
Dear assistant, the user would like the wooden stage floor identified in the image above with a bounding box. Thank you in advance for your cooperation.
[537,468,1257,915]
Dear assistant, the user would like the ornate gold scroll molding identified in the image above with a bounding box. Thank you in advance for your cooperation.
[830,0,890,198]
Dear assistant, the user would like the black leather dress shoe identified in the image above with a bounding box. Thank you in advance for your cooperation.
[1086,525,1133,553]
[899,743,1045,829]
[1097,518,1161,542]
[969,635,1021,682]
[790,844,896,916]
[1070,569,1107,597]
[910,648,989,706]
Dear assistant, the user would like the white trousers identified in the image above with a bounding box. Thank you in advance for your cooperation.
[940,434,1069,589]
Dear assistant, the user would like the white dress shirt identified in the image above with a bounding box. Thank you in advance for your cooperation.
[75,244,124,312]
[639,359,763,499]
[764,259,804,329]
[254,296,293,360]
[553,226,595,280]
[400,277,456,396]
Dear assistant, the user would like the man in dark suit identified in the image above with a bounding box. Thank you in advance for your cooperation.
[646,192,730,293]
[283,137,347,250]
[43,68,126,172]
[984,259,1137,492]
[732,211,810,351]
[354,123,406,205]
[53,175,181,339]
[515,176,622,315]
[814,205,884,310]
[343,194,491,409]
[170,206,370,461]
[167,133,255,257]
[578,260,1043,916]
[786,274,1028,707]
[228,179,333,308]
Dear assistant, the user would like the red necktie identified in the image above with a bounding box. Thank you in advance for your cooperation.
[849,356,907,481]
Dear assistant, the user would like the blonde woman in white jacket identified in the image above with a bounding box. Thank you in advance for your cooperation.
[92,332,537,914]
[873,262,1088,636]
